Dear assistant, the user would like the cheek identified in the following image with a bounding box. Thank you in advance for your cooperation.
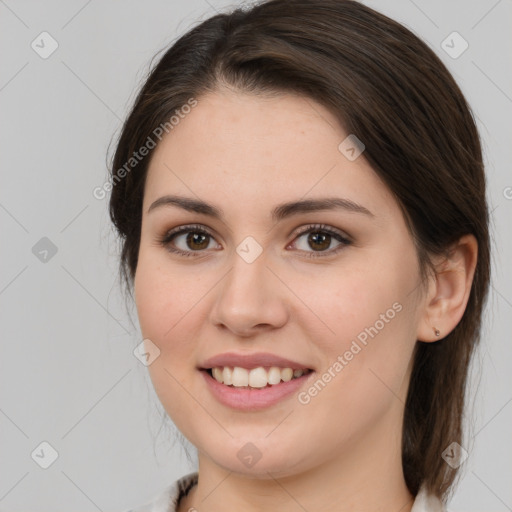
[289,265,417,445]
[134,249,202,341]
[134,251,204,425]
[291,257,410,344]
[290,246,419,387]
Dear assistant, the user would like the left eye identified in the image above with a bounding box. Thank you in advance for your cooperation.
[170,230,219,252]
[291,227,351,254]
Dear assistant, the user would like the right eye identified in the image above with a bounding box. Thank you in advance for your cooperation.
[159,224,222,257]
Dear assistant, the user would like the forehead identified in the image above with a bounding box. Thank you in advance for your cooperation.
[143,89,398,222]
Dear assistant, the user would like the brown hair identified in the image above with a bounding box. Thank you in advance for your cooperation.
[108,0,490,503]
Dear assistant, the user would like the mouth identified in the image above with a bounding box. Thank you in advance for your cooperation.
[198,352,316,410]
[199,364,315,410]
[203,366,313,389]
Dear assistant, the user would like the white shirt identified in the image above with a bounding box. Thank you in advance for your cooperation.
[124,472,447,511]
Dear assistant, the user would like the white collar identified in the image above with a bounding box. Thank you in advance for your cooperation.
[411,483,447,511]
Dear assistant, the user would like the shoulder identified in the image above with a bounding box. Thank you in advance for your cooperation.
[122,472,199,512]
[411,483,447,512]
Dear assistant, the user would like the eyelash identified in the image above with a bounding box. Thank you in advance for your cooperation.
[158,223,352,259]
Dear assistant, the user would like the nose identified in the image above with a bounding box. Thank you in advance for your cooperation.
[209,250,289,337]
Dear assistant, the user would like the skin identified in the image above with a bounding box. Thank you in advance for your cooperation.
[134,86,478,512]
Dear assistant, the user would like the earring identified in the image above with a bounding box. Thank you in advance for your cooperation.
[433,327,440,337]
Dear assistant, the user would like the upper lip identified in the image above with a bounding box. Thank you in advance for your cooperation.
[199,352,313,371]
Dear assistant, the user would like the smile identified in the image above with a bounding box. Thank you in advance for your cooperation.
[208,366,312,388]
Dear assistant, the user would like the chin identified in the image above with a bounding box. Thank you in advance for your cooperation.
[195,432,310,478]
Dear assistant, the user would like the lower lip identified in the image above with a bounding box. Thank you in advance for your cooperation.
[201,370,314,411]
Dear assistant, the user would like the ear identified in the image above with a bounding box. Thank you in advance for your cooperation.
[416,234,478,342]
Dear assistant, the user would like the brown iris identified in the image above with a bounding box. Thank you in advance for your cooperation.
[308,232,331,251]
[186,232,210,250]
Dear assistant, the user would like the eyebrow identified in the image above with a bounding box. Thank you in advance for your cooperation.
[147,195,374,220]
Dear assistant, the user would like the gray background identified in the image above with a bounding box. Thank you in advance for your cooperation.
[0,0,510,510]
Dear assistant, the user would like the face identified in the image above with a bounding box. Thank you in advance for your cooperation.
[134,89,427,478]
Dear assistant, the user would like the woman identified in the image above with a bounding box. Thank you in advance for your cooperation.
[111,1,490,510]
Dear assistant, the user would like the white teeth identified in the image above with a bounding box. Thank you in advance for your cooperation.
[231,367,248,387]
[268,366,282,385]
[209,366,309,387]
[248,367,268,388]
[281,368,293,382]
[222,367,233,385]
